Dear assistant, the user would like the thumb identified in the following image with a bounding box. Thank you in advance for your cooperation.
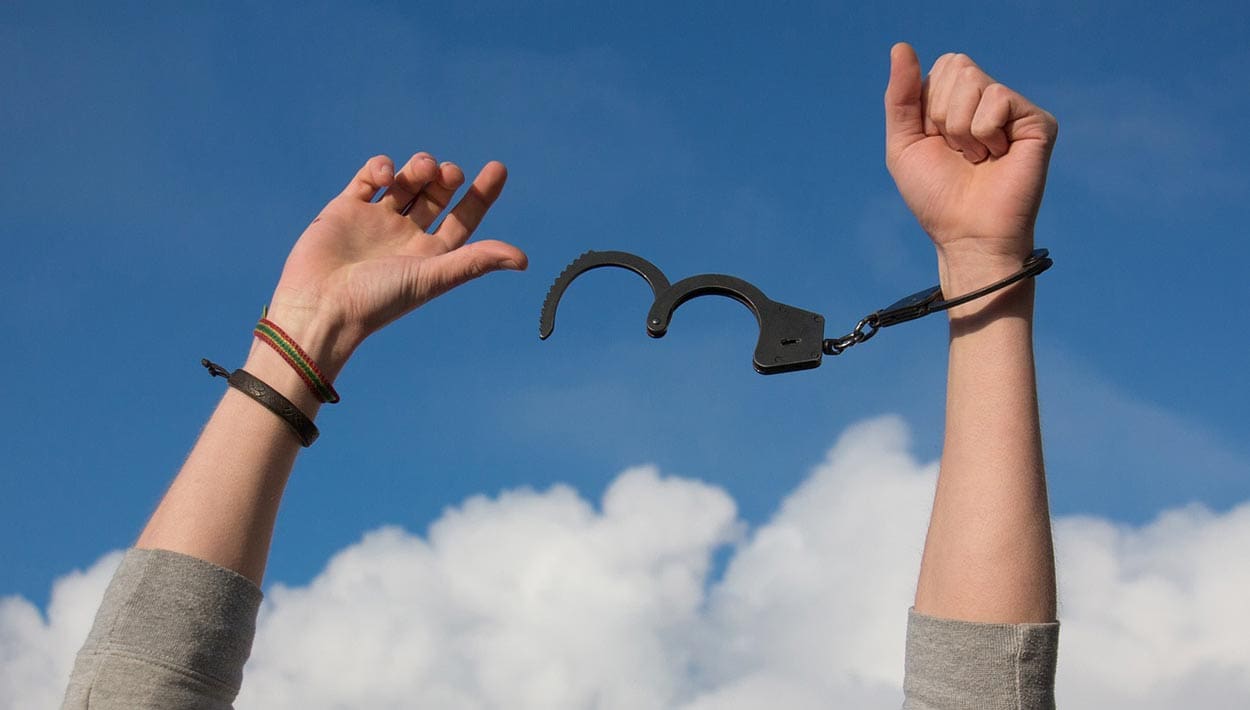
[884,42,925,162]
[417,240,528,302]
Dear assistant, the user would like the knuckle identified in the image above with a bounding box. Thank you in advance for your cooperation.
[984,82,1011,99]
[970,118,996,138]
[1044,110,1060,138]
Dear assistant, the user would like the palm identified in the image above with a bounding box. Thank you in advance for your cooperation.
[278,201,445,332]
[267,155,525,342]
[890,133,1052,259]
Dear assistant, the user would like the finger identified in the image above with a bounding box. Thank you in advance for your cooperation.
[405,161,466,231]
[924,53,969,144]
[340,155,395,202]
[415,239,528,302]
[970,84,1014,158]
[377,152,439,213]
[435,161,508,250]
[884,42,926,163]
[921,53,956,137]
[971,83,1058,157]
[928,54,996,156]
[945,69,991,163]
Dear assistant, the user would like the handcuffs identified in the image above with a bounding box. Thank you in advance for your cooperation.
[539,249,1052,374]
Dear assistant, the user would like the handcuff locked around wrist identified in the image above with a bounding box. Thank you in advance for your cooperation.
[539,248,1052,375]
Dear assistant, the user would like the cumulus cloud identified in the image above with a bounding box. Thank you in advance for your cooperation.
[3,417,1249,709]
[1054,505,1250,708]
[0,551,122,710]
[242,468,739,710]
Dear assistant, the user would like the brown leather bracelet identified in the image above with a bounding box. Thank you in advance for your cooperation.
[201,359,319,447]
[227,368,319,447]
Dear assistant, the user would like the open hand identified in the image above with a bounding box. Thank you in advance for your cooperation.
[264,153,527,373]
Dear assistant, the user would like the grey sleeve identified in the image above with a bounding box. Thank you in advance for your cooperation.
[902,609,1059,710]
[61,548,263,710]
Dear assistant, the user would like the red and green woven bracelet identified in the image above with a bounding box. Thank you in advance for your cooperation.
[253,317,340,404]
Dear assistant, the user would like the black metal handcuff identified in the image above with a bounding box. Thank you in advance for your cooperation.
[539,249,1052,374]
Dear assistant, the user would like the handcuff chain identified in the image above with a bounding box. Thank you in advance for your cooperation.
[822,314,879,355]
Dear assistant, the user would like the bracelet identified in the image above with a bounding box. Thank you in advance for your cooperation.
[202,359,319,447]
[253,317,341,404]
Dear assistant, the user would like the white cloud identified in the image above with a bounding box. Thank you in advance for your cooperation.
[684,418,934,709]
[0,551,122,710]
[1054,505,1250,708]
[242,469,739,710]
[3,417,1249,709]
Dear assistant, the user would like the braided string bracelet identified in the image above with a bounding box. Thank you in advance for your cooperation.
[253,316,341,404]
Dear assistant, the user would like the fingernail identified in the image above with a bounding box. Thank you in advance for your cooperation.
[500,259,523,271]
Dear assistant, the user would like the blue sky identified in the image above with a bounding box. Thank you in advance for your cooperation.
[2,0,1248,620]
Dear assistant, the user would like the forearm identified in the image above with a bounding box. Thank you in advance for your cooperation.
[913,255,1055,623]
[65,153,519,709]
[135,307,346,585]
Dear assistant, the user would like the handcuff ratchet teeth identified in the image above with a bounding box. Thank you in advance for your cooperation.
[539,248,1052,375]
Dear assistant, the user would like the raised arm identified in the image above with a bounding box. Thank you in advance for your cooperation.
[887,40,1056,625]
[63,153,526,709]
[137,153,525,584]
[884,43,1059,707]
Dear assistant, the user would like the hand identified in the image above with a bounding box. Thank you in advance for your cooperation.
[263,153,527,375]
[884,43,1057,285]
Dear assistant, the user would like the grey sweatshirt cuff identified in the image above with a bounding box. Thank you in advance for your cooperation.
[63,548,263,707]
[902,608,1059,710]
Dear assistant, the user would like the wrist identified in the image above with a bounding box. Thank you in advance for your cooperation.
[936,245,1037,323]
[259,299,362,380]
[240,301,359,417]
[936,239,1033,289]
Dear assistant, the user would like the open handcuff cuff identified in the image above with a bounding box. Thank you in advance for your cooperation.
[539,248,1052,374]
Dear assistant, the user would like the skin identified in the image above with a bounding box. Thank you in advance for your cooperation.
[136,153,526,584]
[885,43,1057,623]
[138,43,1058,627]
